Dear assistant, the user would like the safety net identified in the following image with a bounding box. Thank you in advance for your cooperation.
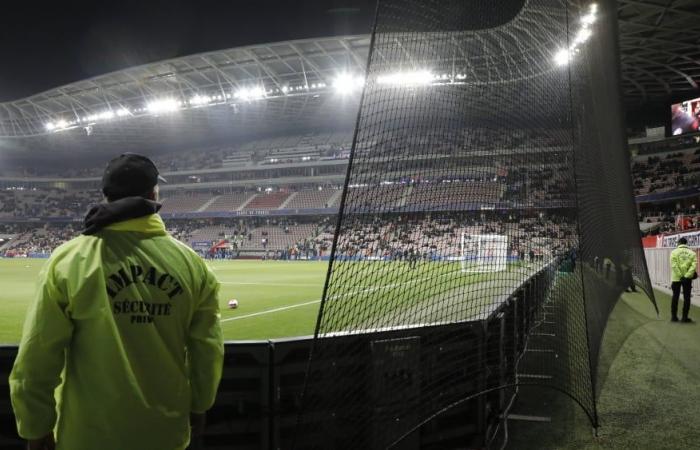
[296,0,657,448]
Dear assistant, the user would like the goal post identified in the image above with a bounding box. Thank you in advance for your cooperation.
[461,234,508,273]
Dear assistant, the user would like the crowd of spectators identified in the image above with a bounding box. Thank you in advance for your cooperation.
[0,189,98,218]
[318,211,575,261]
[1,224,78,257]
[2,129,700,254]
[631,150,700,196]
[0,211,575,261]
[638,206,700,236]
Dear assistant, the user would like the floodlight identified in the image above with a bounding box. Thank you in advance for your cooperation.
[377,70,435,86]
[190,95,211,106]
[333,73,364,95]
[234,86,266,101]
[574,28,593,44]
[146,98,180,114]
[554,49,570,66]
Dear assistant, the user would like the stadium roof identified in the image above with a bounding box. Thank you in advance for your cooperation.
[0,35,368,153]
[618,0,700,101]
[0,1,698,148]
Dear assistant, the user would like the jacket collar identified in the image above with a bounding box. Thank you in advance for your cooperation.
[678,244,688,249]
[103,214,167,235]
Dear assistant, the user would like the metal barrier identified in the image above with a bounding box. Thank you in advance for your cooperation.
[645,247,700,297]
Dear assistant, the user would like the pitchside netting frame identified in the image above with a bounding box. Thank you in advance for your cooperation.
[297,0,658,448]
[461,234,508,273]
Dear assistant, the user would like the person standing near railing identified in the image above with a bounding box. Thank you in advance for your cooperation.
[670,237,697,323]
[9,154,224,450]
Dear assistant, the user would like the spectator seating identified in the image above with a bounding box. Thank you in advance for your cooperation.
[160,193,212,213]
[204,192,254,212]
[285,189,340,209]
[244,192,291,210]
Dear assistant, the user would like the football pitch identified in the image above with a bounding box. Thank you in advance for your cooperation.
[0,258,328,343]
[0,258,517,343]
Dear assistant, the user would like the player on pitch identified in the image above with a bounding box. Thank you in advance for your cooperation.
[9,153,224,450]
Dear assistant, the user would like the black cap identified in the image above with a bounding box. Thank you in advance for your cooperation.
[102,153,166,200]
[678,237,688,245]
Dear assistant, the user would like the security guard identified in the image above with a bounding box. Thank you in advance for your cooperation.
[10,154,224,450]
[670,237,697,323]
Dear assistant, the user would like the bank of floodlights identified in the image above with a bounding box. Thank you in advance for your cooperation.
[554,3,598,67]
[48,36,573,134]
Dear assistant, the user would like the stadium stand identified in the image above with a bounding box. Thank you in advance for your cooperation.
[244,191,290,210]
[202,191,254,212]
[407,181,504,208]
[283,188,340,209]
[160,192,213,213]
[629,132,700,196]
[1,129,697,259]
[0,210,575,261]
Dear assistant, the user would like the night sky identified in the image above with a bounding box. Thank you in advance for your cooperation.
[0,0,376,101]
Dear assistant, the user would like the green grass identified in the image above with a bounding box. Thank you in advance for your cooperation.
[5,259,699,448]
[507,289,700,449]
[0,259,329,343]
[0,258,525,342]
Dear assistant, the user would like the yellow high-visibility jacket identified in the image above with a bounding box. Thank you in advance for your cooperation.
[9,214,224,450]
[670,244,698,282]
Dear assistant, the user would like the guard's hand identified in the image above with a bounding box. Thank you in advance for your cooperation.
[27,434,55,450]
[190,412,206,437]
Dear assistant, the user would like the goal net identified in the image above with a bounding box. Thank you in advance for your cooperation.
[461,234,508,273]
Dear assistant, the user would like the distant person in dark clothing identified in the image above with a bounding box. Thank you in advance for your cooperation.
[410,248,418,270]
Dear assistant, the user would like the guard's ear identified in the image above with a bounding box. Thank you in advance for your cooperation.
[148,185,160,202]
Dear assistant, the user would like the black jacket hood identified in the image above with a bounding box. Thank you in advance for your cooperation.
[83,197,162,235]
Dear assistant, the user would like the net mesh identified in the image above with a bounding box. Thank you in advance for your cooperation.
[298,0,657,448]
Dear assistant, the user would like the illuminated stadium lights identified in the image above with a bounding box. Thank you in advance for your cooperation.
[234,86,266,101]
[116,108,130,117]
[377,70,435,86]
[189,94,213,106]
[45,118,75,131]
[574,28,593,45]
[97,110,115,121]
[554,49,571,66]
[333,73,364,95]
[554,3,598,66]
[146,98,180,114]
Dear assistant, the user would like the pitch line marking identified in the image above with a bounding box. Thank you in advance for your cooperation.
[220,269,464,324]
[220,281,322,287]
[221,300,320,322]
[220,265,532,325]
